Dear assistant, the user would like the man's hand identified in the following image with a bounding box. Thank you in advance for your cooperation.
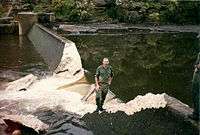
[108,77,112,86]
[194,64,200,72]
[108,82,111,85]
[195,68,198,73]
[95,84,100,91]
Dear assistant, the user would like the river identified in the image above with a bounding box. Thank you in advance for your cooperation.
[0,32,199,135]
[66,32,199,106]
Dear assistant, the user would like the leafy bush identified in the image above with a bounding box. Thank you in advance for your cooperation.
[23,0,200,24]
[162,1,200,25]
[0,4,5,17]
[106,0,200,25]
[0,4,4,17]
[51,0,94,22]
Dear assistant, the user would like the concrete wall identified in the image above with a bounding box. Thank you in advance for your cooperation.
[28,23,82,75]
[18,12,38,36]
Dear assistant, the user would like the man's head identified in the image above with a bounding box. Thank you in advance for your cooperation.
[102,58,109,67]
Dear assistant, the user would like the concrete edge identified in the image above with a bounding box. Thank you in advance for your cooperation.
[35,23,74,45]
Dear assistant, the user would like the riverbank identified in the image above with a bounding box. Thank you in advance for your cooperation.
[55,23,200,35]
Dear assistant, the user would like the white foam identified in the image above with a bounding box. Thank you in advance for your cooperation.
[0,74,96,116]
[0,74,167,117]
[105,93,167,115]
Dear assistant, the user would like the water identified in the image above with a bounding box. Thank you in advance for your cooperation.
[0,35,48,83]
[0,33,199,135]
[63,32,199,135]
[66,32,199,106]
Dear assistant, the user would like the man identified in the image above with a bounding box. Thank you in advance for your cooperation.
[190,52,200,121]
[95,58,114,112]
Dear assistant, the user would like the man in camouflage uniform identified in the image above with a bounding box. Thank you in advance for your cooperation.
[95,58,114,112]
[190,52,200,121]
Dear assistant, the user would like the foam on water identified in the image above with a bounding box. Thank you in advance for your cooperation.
[0,73,167,117]
[105,93,167,115]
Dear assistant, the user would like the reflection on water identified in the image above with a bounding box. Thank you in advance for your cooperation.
[0,35,48,83]
[66,33,199,106]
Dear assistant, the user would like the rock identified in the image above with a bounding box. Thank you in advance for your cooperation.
[164,94,193,117]
[5,74,37,91]
[12,130,22,135]
[94,0,115,6]
[94,0,107,6]
[2,114,49,134]
[0,70,26,81]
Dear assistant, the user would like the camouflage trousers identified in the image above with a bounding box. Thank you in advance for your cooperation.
[96,83,109,110]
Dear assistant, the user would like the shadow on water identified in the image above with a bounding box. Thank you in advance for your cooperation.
[66,32,199,106]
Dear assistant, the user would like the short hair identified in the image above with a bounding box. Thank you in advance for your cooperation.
[103,58,109,61]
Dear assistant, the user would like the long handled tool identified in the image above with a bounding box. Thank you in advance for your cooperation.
[81,84,96,101]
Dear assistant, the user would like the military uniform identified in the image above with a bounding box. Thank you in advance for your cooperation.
[95,65,114,110]
[192,52,200,120]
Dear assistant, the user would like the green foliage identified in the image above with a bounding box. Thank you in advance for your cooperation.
[106,0,200,24]
[161,1,200,24]
[23,0,200,24]
[33,0,52,12]
[0,4,4,17]
[51,0,94,22]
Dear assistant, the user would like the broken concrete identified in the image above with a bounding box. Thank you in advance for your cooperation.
[5,74,37,91]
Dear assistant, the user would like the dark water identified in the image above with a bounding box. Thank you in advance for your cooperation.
[0,35,48,83]
[0,33,199,135]
[66,33,199,106]
[62,32,199,135]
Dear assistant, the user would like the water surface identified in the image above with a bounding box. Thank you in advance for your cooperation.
[0,35,48,83]
[0,32,199,135]
[66,32,199,106]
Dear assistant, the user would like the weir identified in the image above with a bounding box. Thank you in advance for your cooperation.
[0,12,199,134]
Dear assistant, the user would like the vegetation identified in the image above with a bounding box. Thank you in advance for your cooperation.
[0,4,4,17]
[28,0,94,22]
[51,0,94,22]
[106,0,200,24]
[23,0,200,24]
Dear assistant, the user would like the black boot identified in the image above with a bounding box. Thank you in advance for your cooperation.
[99,107,105,112]
[94,107,100,113]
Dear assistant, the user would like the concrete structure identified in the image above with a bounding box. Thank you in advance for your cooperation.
[17,12,38,35]
[28,23,82,76]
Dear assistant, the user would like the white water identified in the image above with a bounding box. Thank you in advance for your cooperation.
[0,73,167,117]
